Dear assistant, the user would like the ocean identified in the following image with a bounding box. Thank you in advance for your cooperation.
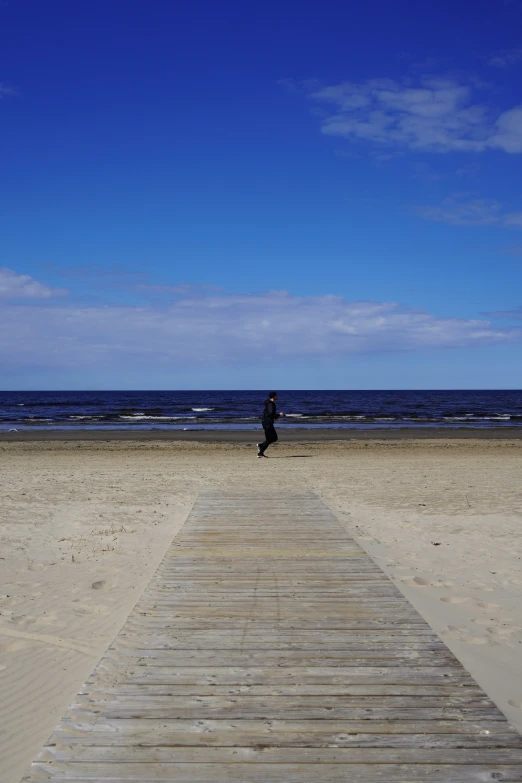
[1,390,521,431]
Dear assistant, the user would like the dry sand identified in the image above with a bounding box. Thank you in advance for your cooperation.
[1,438,521,782]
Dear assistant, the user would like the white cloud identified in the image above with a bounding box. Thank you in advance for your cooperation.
[488,106,522,153]
[485,307,522,319]
[0,268,68,299]
[488,49,522,67]
[298,77,522,154]
[133,283,223,296]
[0,83,16,98]
[456,163,480,177]
[504,211,522,227]
[414,195,522,227]
[499,245,522,255]
[0,290,518,369]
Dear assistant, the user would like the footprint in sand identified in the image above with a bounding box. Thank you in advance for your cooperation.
[0,627,95,656]
[35,612,58,627]
[441,596,470,604]
[472,617,493,626]
[443,626,491,645]
[0,597,19,613]
[10,615,37,626]
[476,601,501,610]
[73,603,109,616]
[487,625,520,638]
[401,576,453,588]
[508,699,522,709]
[461,635,490,645]
[0,639,28,653]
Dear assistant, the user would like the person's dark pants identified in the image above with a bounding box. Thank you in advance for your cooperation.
[259,425,278,454]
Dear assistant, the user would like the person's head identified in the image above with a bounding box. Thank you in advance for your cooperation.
[269,391,277,401]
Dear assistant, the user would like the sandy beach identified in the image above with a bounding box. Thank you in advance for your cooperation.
[1,437,521,782]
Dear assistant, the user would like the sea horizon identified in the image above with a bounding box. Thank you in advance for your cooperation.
[2,389,522,431]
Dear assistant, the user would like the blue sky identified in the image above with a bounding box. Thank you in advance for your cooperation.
[1,0,522,389]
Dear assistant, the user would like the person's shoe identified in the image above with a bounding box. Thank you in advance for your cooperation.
[257,453,268,458]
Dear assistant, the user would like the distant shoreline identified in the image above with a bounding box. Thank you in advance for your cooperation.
[2,427,522,442]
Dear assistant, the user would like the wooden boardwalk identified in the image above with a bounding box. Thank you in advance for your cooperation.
[24,488,522,782]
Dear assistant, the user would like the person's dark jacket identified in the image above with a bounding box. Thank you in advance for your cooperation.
[262,399,278,428]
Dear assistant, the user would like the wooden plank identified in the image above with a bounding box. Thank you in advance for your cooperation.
[22,488,522,782]
[111,639,451,652]
[104,651,461,666]
[89,664,477,684]
[41,747,522,764]
[78,683,484,697]
[22,762,522,781]
[67,704,502,721]
[124,621,437,632]
[54,721,521,747]
[126,620,433,631]
[111,632,450,648]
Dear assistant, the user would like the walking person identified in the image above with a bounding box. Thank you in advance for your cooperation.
[257,392,284,458]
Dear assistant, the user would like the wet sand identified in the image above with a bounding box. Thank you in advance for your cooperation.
[2,426,522,441]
